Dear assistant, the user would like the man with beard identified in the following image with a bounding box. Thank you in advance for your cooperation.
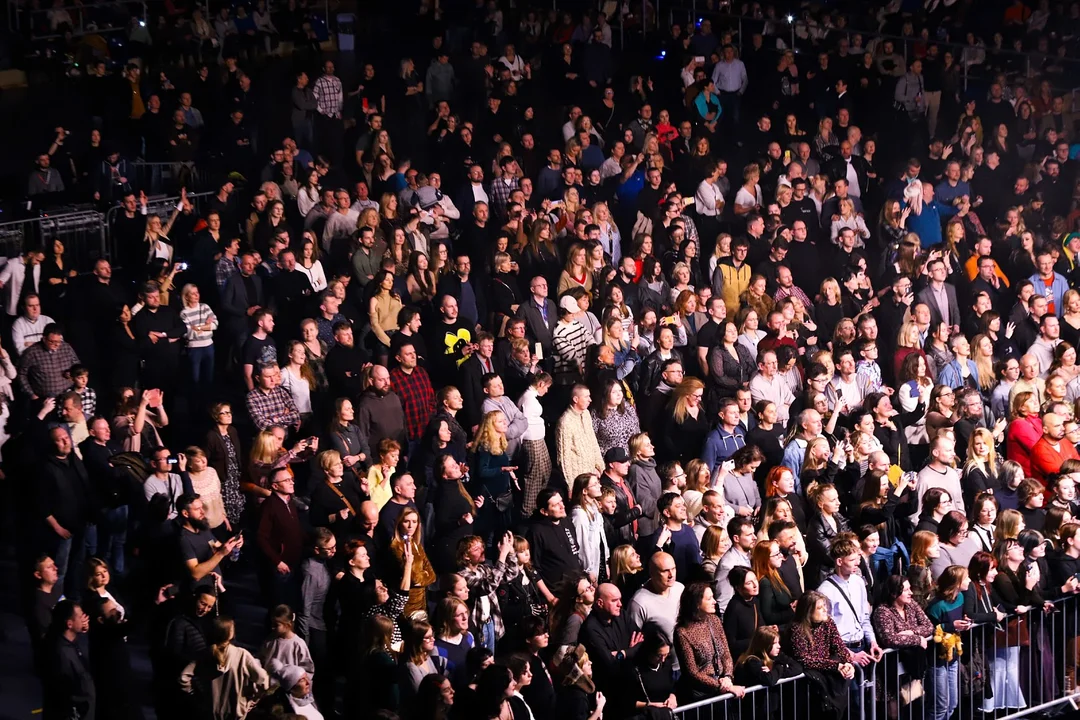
[324,322,369,401]
[425,294,476,389]
[356,364,408,456]
[178,493,242,593]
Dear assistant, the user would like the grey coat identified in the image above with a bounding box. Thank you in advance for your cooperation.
[627,458,663,537]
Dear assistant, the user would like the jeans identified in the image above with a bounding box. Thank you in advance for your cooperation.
[52,527,89,601]
[931,659,959,720]
[98,505,129,576]
[188,345,215,387]
[479,618,496,653]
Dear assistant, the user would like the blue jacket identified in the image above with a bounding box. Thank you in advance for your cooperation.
[701,426,745,472]
[907,201,957,248]
[937,358,980,389]
[781,439,808,494]
[694,92,722,123]
[1028,272,1070,317]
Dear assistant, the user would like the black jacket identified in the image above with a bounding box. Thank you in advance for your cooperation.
[526,513,583,588]
[39,453,94,533]
[579,610,635,687]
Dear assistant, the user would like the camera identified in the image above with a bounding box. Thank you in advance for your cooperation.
[176,262,189,271]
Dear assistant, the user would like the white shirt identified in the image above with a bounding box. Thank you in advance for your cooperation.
[694,179,725,217]
[280,365,313,414]
[11,314,54,355]
[845,159,861,198]
[470,183,490,205]
[519,387,546,441]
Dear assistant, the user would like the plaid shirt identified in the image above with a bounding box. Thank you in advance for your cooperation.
[74,386,97,416]
[216,255,239,290]
[313,74,343,118]
[246,386,301,430]
[458,556,520,641]
[488,175,519,217]
[389,365,435,441]
[18,341,79,398]
[774,284,812,308]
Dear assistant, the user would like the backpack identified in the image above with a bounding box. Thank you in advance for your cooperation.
[108,451,152,505]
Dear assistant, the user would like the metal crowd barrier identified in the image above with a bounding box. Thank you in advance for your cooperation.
[674,593,1080,720]
[0,211,107,272]
[102,190,215,266]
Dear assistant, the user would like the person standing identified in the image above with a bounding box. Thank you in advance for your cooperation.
[38,426,93,600]
[312,60,344,162]
[44,600,95,720]
[132,281,185,394]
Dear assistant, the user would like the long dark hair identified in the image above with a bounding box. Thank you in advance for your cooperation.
[676,581,713,625]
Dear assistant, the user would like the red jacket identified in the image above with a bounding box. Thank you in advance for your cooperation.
[1006,415,1043,479]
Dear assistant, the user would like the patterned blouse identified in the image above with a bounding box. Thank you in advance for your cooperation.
[871,602,934,649]
[674,614,734,690]
[591,406,641,456]
[789,619,851,672]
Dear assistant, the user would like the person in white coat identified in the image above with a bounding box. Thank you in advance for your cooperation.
[0,250,44,320]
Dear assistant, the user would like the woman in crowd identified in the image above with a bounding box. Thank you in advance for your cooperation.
[673,581,745,703]
[724,566,763,657]
[569,473,610,585]
[551,644,605,720]
[456,532,516,653]
[590,377,639,455]
[789,590,854,717]
[185,446,229,535]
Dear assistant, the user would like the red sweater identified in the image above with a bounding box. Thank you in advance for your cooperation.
[1030,436,1080,485]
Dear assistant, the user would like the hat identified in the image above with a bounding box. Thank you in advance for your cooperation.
[265,660,306,692]
[777,176,792,189]
[414,186,443,210]
[552,644,596,692]
[604,447,630,464]
[559,295,579,313]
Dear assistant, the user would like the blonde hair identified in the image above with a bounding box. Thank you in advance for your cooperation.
[964,427,998,475]
[995,508,1024,545]
[181,283,200,306]
[628,432,651,461]
[475,411,509,456]
[250,429,282,465]
[896,321,921,349]
[820,278,841,304]
[970,334,995,390]
[672,378,706,423]
[319,449,342,473]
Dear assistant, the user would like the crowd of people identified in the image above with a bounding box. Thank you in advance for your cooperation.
[14,0,1080,719]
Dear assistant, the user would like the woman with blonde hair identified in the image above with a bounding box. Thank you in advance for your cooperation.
[669,261,694,304]
[971,334,997,392]
[814,277,844,345]
[661,378,710,464]
[242,428,311,503]
[593,201,621,264]
[310,449,366,541]
[1061,289,1080,348]
[179,282,218,391]
[682,459,712,520]
[185,446,229,532]
[610,544,646,598]
[963,427,999,508]
[475,410,516,538]
[830,197,871,246]
[709,233,732,276]
[280,340,315,426]
[733,163,763,215]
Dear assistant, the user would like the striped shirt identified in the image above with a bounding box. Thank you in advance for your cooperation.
[179,303,218,348]
[553,320,589,378]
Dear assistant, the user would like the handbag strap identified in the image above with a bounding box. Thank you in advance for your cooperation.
[634,666,652,703]
[705,619,725,679]
[826,576,862,625]
[325,480,356,516]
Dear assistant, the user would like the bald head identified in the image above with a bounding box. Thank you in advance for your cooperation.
[649,551,677,590]
[360,500,379,534]
[1045,412,1066,442]
[595,583,623,616]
